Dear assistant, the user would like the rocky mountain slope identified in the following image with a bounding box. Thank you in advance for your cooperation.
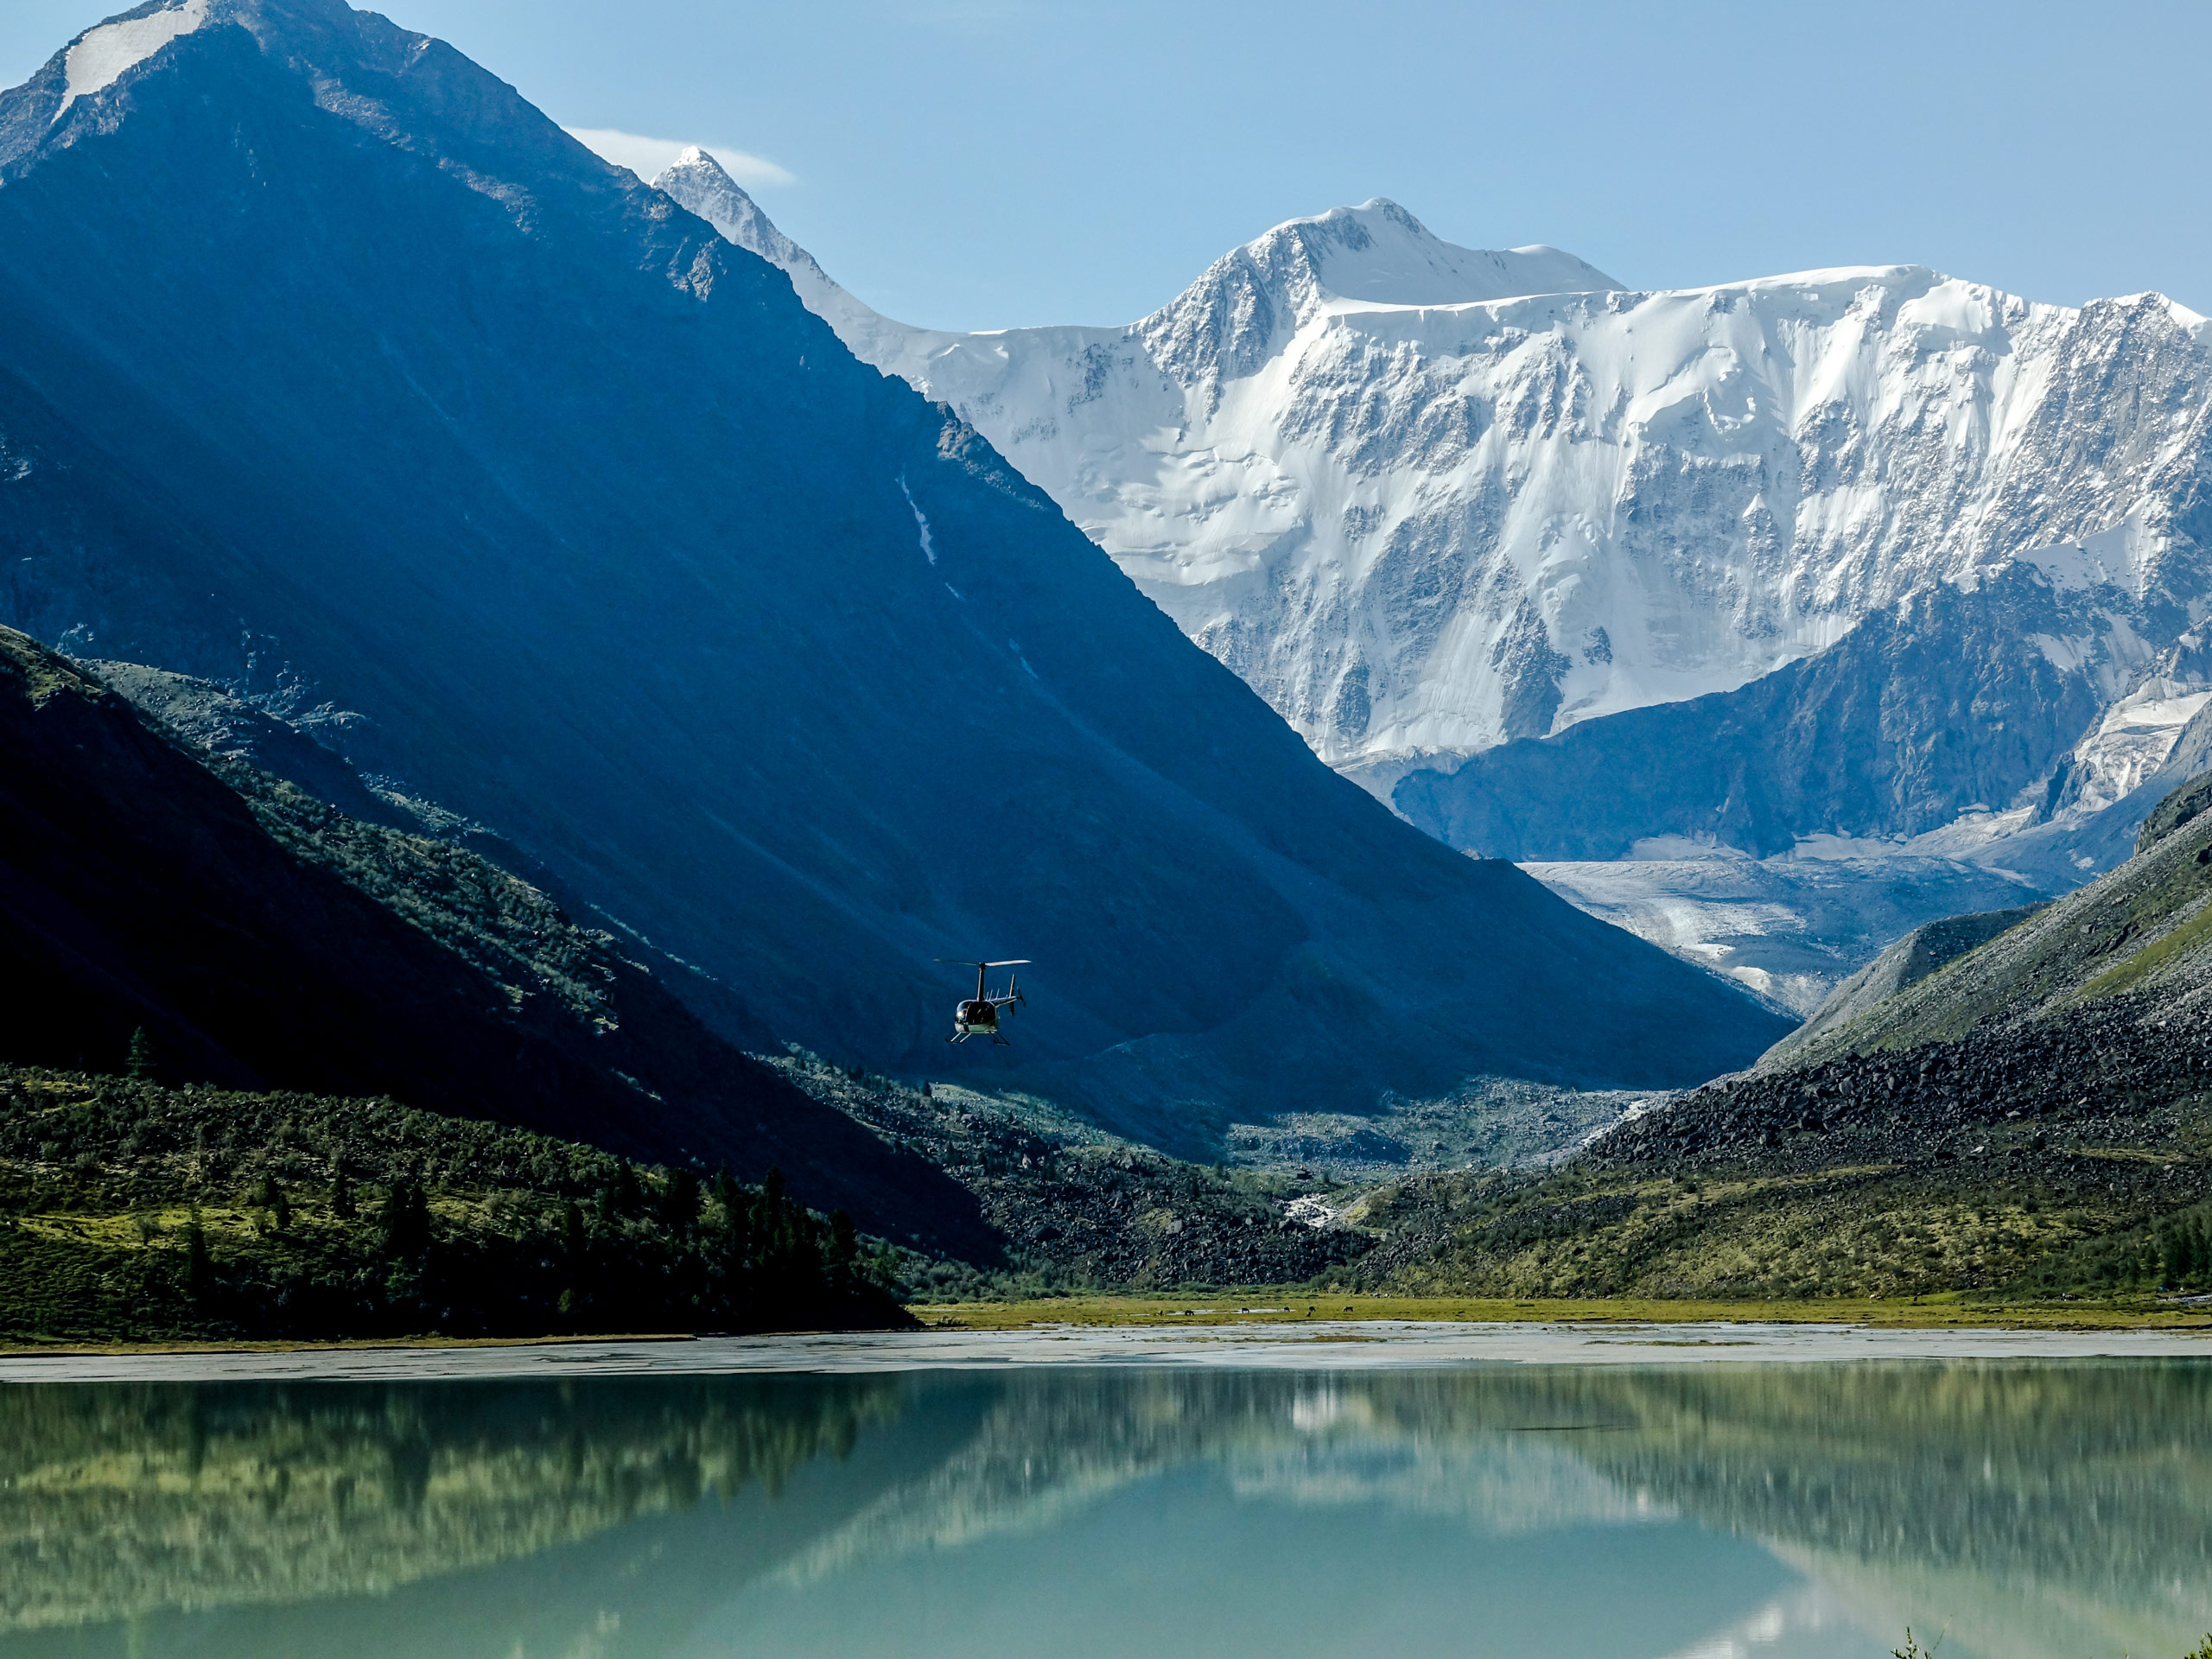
[1757,765,2212,1067]
[0,626,985,1247]
[1346,771,2212,1300]
[0,0,1788,1146]
[1762,903,2044,1060]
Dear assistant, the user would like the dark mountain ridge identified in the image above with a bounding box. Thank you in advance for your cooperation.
[0,626,988,1249]
[0,0,1785,1147]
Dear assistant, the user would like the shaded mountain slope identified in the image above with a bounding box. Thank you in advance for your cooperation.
[0,0,1785,1142]
[0,627,988,1249]
[1392,569,2117,865]
[86,659,410,832]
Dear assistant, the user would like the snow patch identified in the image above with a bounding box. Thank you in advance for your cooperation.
[898,477,937,566]
[1284,1194,1340,1230]
[54,0,207,122]
[2012,507,2164,601]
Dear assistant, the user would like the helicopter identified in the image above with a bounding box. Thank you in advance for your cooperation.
[937,959,1029,1045]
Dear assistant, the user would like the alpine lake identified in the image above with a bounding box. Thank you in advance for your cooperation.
[2,1354,2207,1658]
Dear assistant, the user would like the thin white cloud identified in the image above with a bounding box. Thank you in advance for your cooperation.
[563,127,794,188]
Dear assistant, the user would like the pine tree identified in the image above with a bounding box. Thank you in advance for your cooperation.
[331,1166,356,1220]
[184,1209,210,1296]
[661,1167,702,1232]
[378,1182,430,1257]
[610,1162,643,1216]
[828,1209,858,1284]
[124,1027,155,1082]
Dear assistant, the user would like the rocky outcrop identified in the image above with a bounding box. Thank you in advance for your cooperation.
[2137,766,2212,853]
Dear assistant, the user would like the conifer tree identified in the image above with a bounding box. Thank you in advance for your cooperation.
[610,1161,643,1215]
[124,1027,155,1082]
[828,1209,858,1281]
[662,1167,702,1232]
[331,1166,356,1219]
[378,1182,430,1257]
[184,1209,209,1296]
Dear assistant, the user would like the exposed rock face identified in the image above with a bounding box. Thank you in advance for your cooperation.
[1605,765,2212,1174]
[1391,568,2195,869]
[2137,764,2212,854]
[0,0,1789,1141]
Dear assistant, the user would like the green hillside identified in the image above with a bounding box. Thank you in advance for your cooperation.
[0,1064,908,1342]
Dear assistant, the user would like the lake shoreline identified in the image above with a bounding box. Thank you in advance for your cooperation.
[4,1291,2209,1370]
[3,1316,2209,1382]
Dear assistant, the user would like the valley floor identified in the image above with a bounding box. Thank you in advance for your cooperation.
[910,1291,2212,1332]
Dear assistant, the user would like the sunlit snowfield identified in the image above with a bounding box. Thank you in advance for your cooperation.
[1,1359,2206,1658]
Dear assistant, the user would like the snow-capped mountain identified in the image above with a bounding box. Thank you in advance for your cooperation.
[655,151,2212,775]
[656,151,2212,1005]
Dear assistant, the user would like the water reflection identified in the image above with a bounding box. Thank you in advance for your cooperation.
[1,1362,2205,1657]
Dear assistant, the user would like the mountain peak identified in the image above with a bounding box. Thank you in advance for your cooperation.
[1230,197,1623,312]
[1128,200,1622,387]
[655,146,789,260]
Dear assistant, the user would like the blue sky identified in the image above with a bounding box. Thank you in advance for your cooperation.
[8,2,2210,330]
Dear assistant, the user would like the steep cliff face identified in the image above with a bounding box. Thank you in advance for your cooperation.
[0,1,1786,1146]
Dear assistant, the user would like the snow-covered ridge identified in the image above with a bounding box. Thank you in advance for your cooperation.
[54,0,209,123]
[654,152,2212,788]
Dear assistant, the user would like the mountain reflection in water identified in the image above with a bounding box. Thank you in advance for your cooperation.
[0,1362,2205,1658]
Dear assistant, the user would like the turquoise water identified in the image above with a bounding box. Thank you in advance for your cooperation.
[1,1361,2207,1657]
